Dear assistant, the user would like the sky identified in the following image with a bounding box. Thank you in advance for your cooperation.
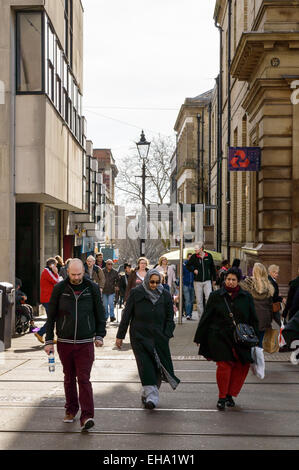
[82,0,220,161]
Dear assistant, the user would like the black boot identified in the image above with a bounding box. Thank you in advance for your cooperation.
[217,398,226,411]
[226,395,235,407]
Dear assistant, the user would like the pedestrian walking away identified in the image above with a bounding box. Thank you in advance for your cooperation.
[194,267,259,410]
[44,258,106,432]
[240,263,274,348]
[186,242,216,318]
[102,260,120,322]
[115,269,180,410]
[35,258,60,344]
[183,253,195,320]
[232,259,243,280]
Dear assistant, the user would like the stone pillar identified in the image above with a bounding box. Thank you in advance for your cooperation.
[292,98,299,278]
[0,6,15,286]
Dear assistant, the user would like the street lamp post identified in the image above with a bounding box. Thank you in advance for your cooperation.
[136,130,151,257]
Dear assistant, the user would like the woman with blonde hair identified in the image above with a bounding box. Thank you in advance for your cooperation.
[124,257,149,302]
[156,256,176,295]
[240,263,274,347]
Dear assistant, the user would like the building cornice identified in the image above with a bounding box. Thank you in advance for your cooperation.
[242,78,290,115]
[231,31,299,81]
[252,0,299,31]
[214,0,226,25]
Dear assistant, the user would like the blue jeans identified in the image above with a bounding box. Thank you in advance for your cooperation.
[183,285,195,318]
[103,294,115,320]
[38,302,50,337]
[258,331,265,348]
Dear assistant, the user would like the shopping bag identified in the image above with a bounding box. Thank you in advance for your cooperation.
[263,328,279,353]
[251,346,265,379]
[290,348,299,365]
[278,320,286,348]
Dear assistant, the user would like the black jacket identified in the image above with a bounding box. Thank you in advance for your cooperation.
[282,311,299,347]
[186,252,216,282]
[268,275,283,304]
[194,286,259,364]
[119,273,130,296]
[45,276,106,345]
[283,276,299,319]
[117,285,180,388]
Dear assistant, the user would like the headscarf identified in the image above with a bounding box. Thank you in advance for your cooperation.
[143,269,164,304]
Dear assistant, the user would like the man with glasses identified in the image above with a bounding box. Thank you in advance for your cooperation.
[102,260,120,322]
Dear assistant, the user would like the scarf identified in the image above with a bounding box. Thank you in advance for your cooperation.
[143,269,164,305]
[224,284,240,300]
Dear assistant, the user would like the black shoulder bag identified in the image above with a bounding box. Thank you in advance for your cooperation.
[224,297,259,348]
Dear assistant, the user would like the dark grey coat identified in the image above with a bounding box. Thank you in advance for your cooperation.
[116,285,180,388]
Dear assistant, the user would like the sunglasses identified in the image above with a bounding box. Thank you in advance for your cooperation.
[149,280,160,285]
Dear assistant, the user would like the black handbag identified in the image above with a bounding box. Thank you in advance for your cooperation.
[224,298,259,348]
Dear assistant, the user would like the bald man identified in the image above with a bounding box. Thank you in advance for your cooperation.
[45,259,106,432]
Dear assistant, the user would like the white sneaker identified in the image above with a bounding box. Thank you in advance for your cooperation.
[81,418,95,432]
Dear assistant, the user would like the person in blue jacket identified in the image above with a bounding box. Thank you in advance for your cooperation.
[183,253,195,320]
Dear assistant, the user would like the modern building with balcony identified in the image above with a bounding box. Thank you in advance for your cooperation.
[0,0,91,309]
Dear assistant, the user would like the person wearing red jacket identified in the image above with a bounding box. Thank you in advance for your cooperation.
[35,258,60,344]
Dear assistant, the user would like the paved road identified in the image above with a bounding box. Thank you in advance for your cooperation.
[0,314,297,450]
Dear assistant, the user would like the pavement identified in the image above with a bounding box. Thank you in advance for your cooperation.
[0,308,298,451]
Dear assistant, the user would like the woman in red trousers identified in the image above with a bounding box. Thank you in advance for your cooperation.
[194,267,259,410]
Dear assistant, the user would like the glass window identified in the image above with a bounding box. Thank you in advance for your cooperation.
[56,44,61,78]
[63,89,68,121]
[68,98,72,127]
[56,76,62,112]
[48,25,55,65]
[73,108,77,134]
[44,207,60,266]
[63,58,68,90]
[17,12,43,92]
[74,84,78,110]
[47,62,54,101]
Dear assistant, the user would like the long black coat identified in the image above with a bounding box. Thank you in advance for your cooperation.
[116,285,180,388]
[194,287,259,364]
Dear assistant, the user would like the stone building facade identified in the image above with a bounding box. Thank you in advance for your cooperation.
[173,0,299,288]
[212,0,299,288]
[173,91,215,249]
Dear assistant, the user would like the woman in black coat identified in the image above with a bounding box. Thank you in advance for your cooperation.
[116,269,180,409]
[194,268,259,410]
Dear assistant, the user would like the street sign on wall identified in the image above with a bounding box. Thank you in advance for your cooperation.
[229,147,261,172]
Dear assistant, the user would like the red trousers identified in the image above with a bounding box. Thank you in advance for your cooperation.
[57,342,95,426]
[216,360,250,399]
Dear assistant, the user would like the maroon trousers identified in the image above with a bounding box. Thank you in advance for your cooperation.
[216,360,250,399]
[57,342,95,426]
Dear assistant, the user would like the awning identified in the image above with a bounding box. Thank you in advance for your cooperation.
[162,247,222,263]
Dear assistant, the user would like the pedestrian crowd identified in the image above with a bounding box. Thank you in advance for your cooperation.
[14,243,299,431]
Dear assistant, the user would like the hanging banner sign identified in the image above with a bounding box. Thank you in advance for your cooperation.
[229,147,261,172]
